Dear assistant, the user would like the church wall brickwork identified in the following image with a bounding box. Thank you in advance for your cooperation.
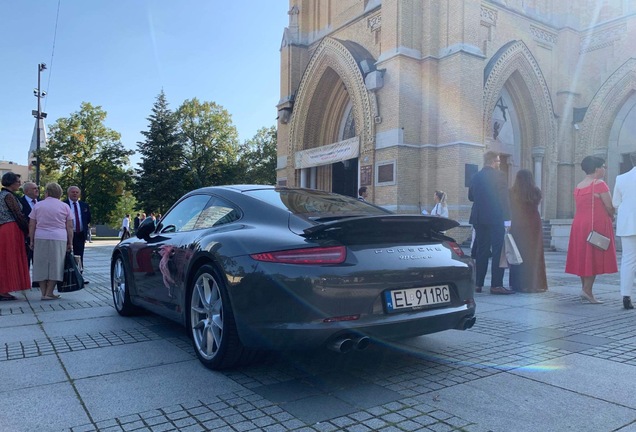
[279,0,636,234]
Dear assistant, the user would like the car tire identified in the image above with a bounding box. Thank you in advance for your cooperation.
[188,264,253,370]
[111,255,138,316]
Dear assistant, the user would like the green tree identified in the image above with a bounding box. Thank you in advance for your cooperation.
[40,102,133,223]
[134,91,186,214]
[176,98,239,189]
[109,190,137,229]
[236,126,277,184]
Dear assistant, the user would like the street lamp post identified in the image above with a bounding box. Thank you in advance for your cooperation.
[32,63,47,187]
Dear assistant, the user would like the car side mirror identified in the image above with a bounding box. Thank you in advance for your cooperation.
[135,218,156,240]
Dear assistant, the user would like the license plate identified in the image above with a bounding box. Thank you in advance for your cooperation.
[384,285,451,312]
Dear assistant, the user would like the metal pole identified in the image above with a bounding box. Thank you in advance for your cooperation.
[36,64,42,186]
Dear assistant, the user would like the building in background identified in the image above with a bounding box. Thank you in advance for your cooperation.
[0,161,29,180]
[276,0,636,247]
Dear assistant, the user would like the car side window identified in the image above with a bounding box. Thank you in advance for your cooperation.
[158,195,211,233]
[193,196,241,230]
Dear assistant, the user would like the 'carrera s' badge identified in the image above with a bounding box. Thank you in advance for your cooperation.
[398,255,432,260]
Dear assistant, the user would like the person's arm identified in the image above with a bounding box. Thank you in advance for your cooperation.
[28,218,36,249]
[612,180,622,209]
[595,181,614,218]
[85,204,92,227]
[5,194,28,233]
[600,191,615,218]
[66,219,74,252]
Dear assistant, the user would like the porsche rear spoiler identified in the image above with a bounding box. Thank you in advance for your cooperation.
[302,214,459,237]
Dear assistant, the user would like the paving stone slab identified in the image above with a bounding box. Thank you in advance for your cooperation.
[510,353,636,409]
[0,323,46,344]
[432,372,636,432]
[0,354,67,391]
[0,382,90,431]
[60,339,194,379]
[73,360,245,421]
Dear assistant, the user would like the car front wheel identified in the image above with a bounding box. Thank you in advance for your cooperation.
[189,264,251,370]
[111,255,137,316]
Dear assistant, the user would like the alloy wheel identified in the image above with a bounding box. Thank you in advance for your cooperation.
[190,272,223,360]
[112,258,126,311]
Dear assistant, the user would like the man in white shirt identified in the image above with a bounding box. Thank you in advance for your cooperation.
[613,151,636,310]
[121,214,131,241]
[358,186,368,201]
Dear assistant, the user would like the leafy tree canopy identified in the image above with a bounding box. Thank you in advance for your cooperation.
[40,102,133,223]
[176,98,239,189]
[236,126,277,185]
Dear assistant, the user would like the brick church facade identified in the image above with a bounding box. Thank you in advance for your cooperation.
[276,0,636,245]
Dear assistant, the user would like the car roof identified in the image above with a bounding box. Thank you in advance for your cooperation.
[193,184,276,194]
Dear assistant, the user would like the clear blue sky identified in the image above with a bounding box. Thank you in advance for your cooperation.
[0,0,289,167]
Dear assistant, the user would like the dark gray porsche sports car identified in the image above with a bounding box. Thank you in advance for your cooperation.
[111,185,475,369]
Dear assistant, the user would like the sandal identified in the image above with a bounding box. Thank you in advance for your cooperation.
[41,295,60,301]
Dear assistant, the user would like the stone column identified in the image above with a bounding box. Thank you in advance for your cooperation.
[532,146,545,190]
[532,146,546,218]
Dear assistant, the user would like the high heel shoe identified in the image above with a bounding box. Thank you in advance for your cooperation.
[580,292,603,304]
[623,296,634,310]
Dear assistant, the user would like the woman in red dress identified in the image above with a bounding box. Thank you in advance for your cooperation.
[565,156,617,303]
[0,172,31,300]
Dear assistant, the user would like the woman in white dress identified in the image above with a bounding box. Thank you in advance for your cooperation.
[431,190,449,218]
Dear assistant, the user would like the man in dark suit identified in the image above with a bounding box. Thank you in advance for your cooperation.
[469,151,514,295]
[133,213,140,234]
[19,182,39,276]
[64,186,91,281]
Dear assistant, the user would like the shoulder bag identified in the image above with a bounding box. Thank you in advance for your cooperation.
[57,252,85,292]
[586,181,610,251]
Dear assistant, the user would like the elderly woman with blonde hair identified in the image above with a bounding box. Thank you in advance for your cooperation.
[29,182,73,300]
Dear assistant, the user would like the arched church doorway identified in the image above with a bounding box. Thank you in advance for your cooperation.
[330,101,358,197]
[608,92,636,182]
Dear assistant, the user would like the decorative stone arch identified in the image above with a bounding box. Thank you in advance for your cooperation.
[288,37,377,160]
[578,58,636,164]
[483,40,557,217]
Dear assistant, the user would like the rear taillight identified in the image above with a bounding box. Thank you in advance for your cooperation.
[251,246,346,264]
[448,242,465,257]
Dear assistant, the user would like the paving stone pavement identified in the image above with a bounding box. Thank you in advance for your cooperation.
[2,240,636,431]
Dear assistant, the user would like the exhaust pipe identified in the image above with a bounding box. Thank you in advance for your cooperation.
[463,316,476,329]
[328,337,354,353]
[353,336,370,351]
[456,316,476,330]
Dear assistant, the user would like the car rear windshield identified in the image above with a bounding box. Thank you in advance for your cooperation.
[244,188,391,217]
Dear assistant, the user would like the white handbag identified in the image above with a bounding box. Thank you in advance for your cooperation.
[499,232,523,267]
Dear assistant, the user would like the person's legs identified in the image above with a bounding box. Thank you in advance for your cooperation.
[72,231,86,271]
[579,276,602,303]
[474,225,491,288]
[40,280,59,299]
[582,275,596,294]
[620,236,636,297]
[490,225,506,287]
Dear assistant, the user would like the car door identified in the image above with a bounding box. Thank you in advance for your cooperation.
[131,194,211,319]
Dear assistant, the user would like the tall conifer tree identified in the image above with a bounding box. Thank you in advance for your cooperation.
[134,91,186,214]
